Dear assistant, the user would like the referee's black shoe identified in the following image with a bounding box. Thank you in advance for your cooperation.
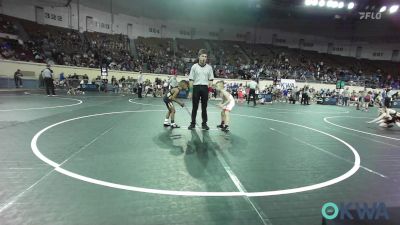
[188,123,196,130]
[202,123,209,130]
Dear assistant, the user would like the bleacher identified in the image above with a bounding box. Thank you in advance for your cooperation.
[176,38,205,59]
[0,13,399,88]
[0,15,18,35]
[135,37,177,74]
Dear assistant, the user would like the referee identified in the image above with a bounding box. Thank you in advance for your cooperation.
[42,64,56,96]
[188,49,214,130]
[247,78,258,106]
[137,73,144,98]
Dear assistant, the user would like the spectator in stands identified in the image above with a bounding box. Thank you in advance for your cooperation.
[119,76,126,87]
[83,74,89,83]
[111,75,117,85]
[42,64,56,96]
[102,78,109,93]
[364,91,372,111]
[169,74,178,88]
[342,87,350,106]
[59,72,65,81]
[14,69,23,88]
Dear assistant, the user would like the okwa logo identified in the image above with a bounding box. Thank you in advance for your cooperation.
[321,202,389,220]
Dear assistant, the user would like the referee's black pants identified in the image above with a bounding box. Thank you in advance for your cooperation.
[247,89,256,106]
[137,84,143,98]
[301,93,309,105]
[14,77,22,88]
[192,85,208,125]
[44,77,55,95]
[384,97,391,108]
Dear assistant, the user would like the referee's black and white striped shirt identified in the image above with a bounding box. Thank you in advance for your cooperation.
[42,68,53,78]
[248,80,258,90]
[137,74,144,84]
[189,63,214,86]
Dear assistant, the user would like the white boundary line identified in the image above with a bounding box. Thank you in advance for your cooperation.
[30,110,360,197]
[258,106,350,114]
[0,170,54,213]
[323,126,399,148]
[128,98,220,114]
[213,148,272,224]
[230,113,361,197]
[128,99,164,107]
[129,99,350,114]
[323,116,400,141]
[0,126,113,213]
[128,98,219,130]
[0,97,82,112]
[270,127,387,178]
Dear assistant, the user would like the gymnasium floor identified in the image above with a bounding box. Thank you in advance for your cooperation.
[0,92,399,225]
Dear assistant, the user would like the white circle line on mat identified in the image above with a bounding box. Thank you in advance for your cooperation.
[129,99,349,114]
[129,98,165,107]
[256,106,349,114]
[323,116,400,141]
[0,97,83,112]
[31,110,360,197]
[128,98,220,113]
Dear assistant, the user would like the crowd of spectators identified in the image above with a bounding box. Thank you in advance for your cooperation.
[0,14,399,89]
[135,37,186,75]
[0,16,18,35]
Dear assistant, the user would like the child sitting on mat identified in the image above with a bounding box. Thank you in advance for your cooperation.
[215,80,235,132]
[163,80,189,128]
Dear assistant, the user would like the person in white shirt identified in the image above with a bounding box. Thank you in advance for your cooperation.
[42,64,56,96]
[247,78,258,106]
[169,74,178,88]
[342,87,350,106]
[188,49,214,130]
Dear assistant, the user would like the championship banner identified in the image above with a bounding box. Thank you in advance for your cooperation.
[336,80,345,89]
[100,65,108,79]
[279,79,296,90]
